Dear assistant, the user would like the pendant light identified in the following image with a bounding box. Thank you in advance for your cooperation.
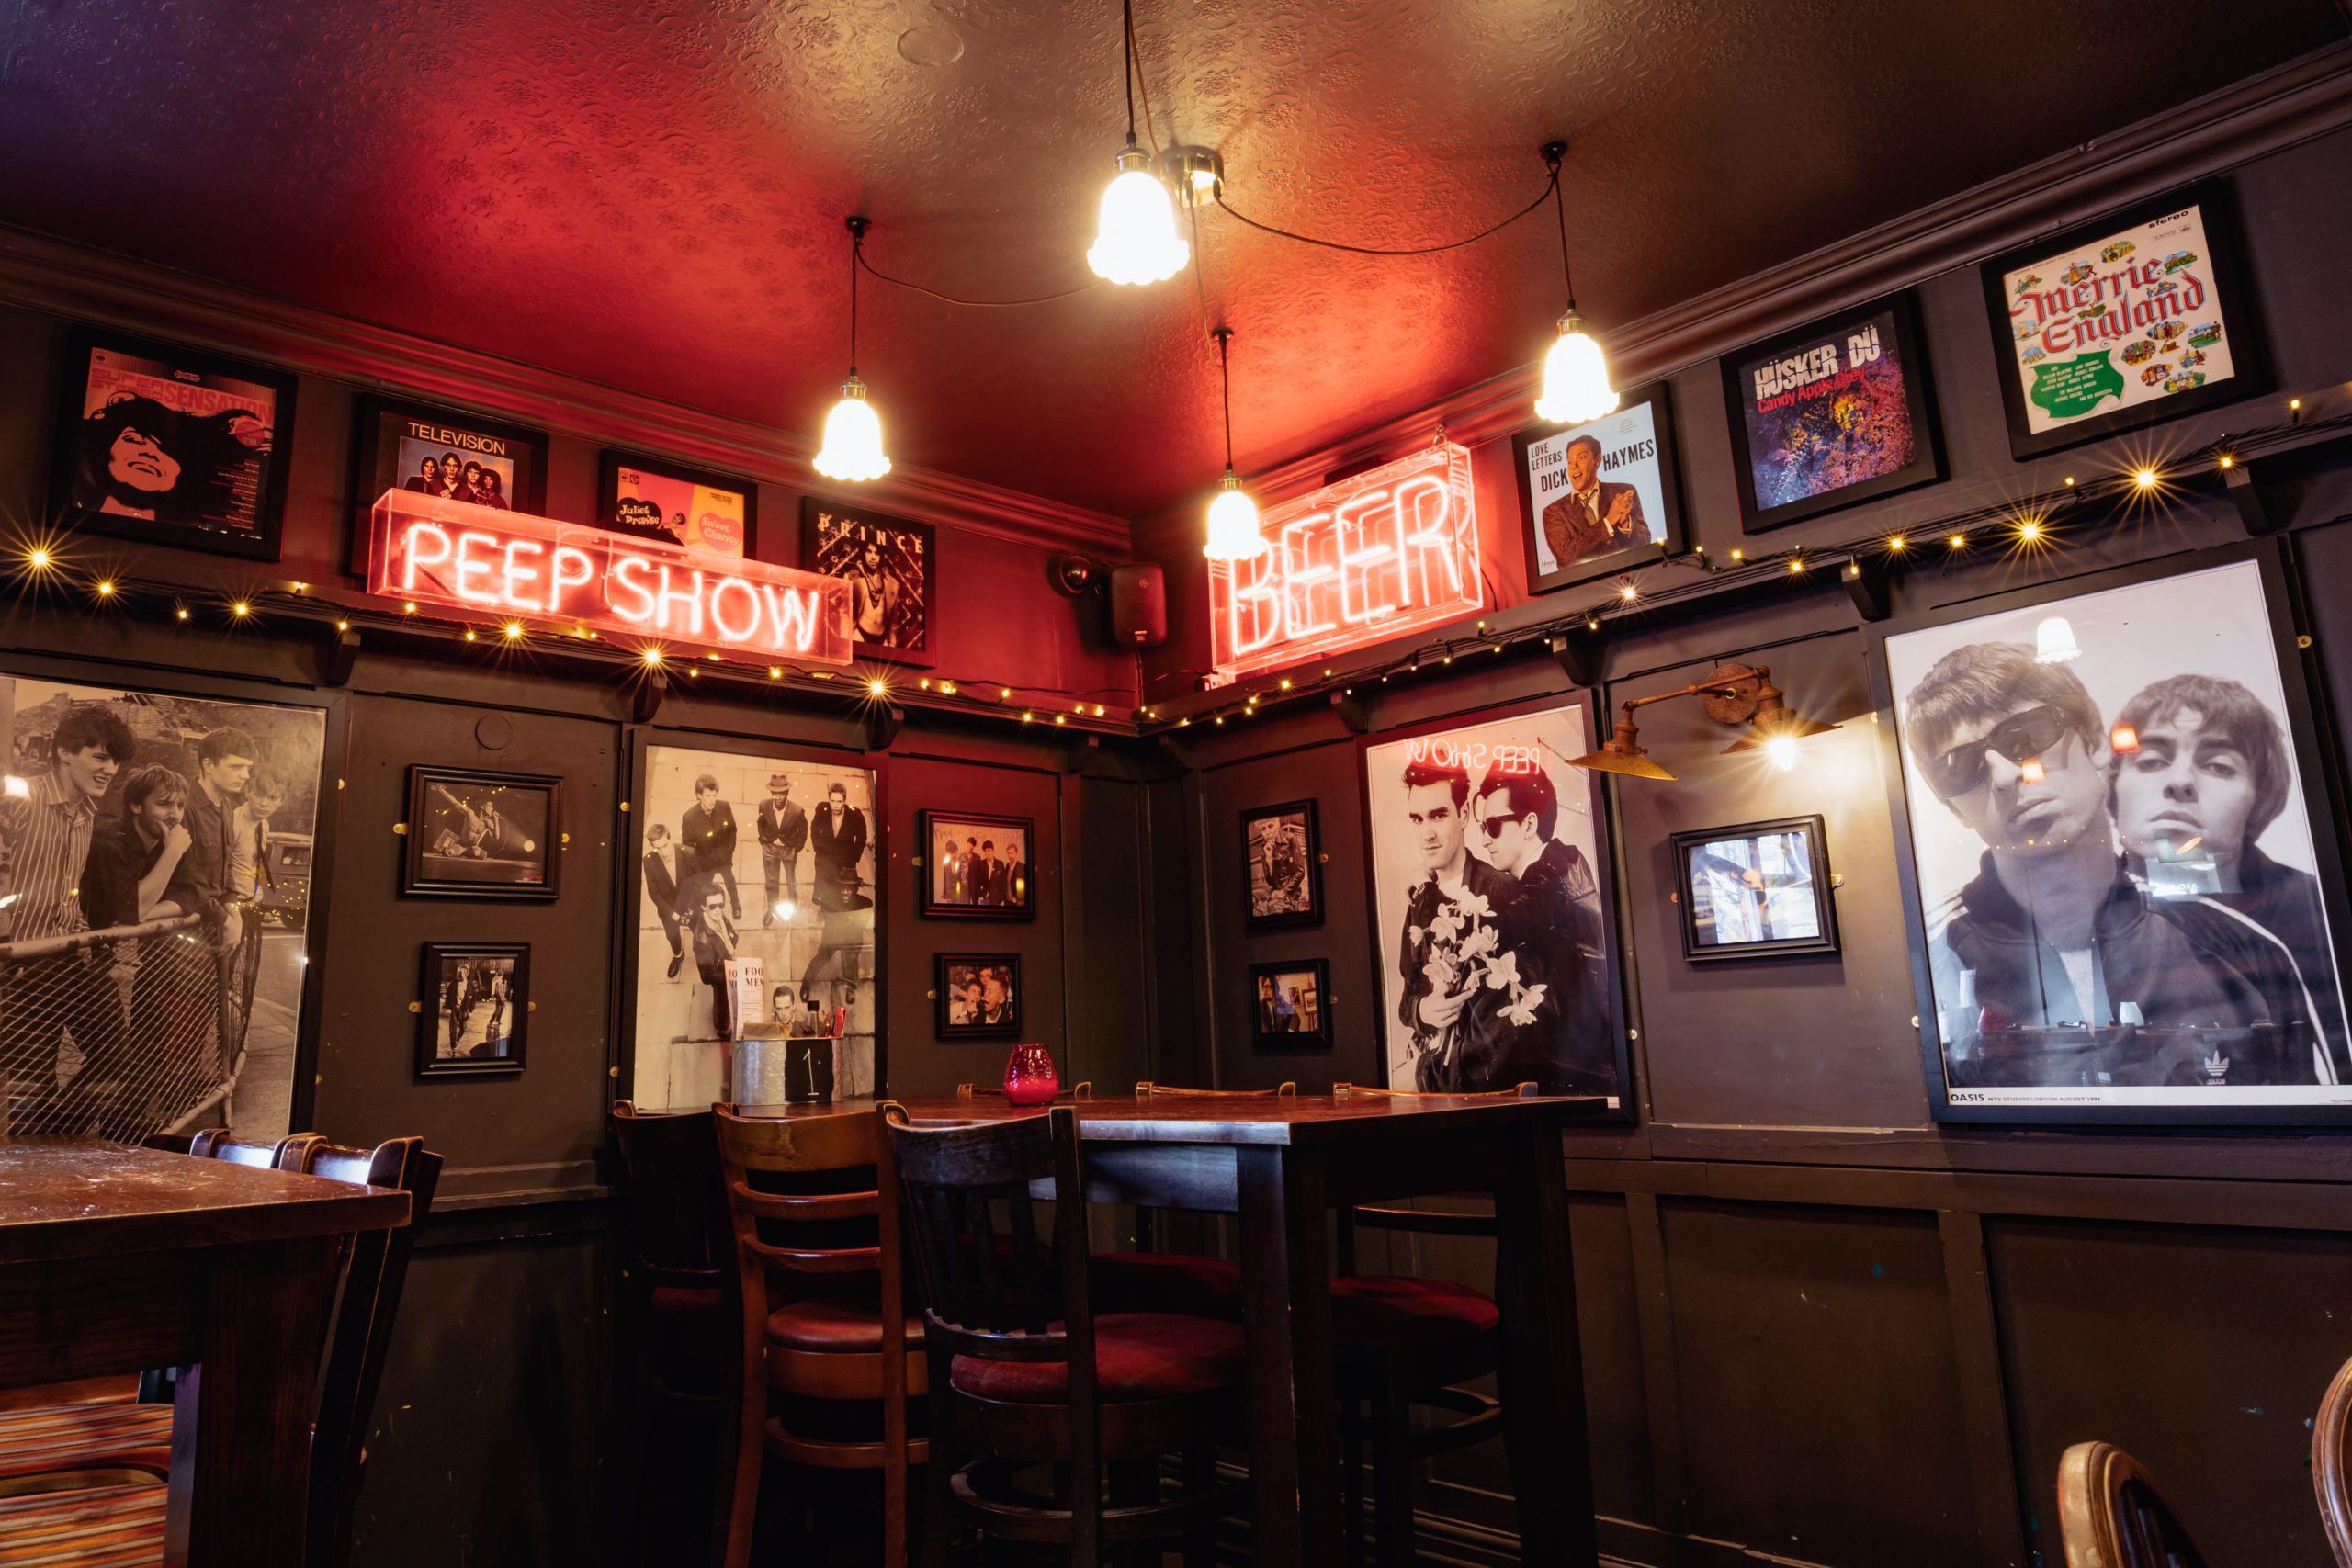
[1202,326,1267,561]
[1532,141,1619,425]
[813,216,891,482]
[1085,0,1188,287]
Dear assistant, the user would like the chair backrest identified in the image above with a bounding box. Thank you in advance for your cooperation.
[711,1105,888,1303]
[2056,1441,2207,1568]
[608,1101,731,1297]
[2316,1355,2352,1566]
[185,1128,323,1168]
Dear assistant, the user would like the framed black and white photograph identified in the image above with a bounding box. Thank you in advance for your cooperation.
[597,448,755,558]
[936,953,1022,1039]
[921,810,1035,919]
[1722,290,1945,533]
[1669,816,1838,963]
[1250,960,1331,1051]
[1872,545,2352,1124]
[417,942,528,1076]
[1241,800,1322,930]
[402,766,560,899]
[1511,378,1689,593]
[349,394,548,570]
[800,497,936,667]
[1980,179,2266,461]
[50,324,299,561]
[1361,697,1629,1105]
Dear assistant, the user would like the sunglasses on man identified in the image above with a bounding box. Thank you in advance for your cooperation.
[1921,703,2075,798]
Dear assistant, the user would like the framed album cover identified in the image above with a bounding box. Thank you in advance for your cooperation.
[1669,815,1838,963]
[1980,180,2267,460]
[418,942,529,1076]
[1722,290,1945,533]
[1250,960,1332,1052]
[349,395,548,569]
[49,324,298,561]
[936,953,1022,1039]
[402,765,560,899]
[1241,799,1323,930]
[800,497,936,667]
[1871,543,2352,1125]
[596,448,755,558]
[1512,379,1688,592]
[921,810,1035,919]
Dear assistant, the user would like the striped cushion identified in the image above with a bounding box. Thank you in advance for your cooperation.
[0,1483,166,1566]
[0,1404,171,1483]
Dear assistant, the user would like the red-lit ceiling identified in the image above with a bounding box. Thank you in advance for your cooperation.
[0,2,2340,518]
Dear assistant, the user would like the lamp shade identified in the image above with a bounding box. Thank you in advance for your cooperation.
[1203,474,1268,561]
[1533,312,1618,424]
[1568,716,1676,781]
[813,377,890,481]
[2034,615,2083,664]
[1087,147,1189,286]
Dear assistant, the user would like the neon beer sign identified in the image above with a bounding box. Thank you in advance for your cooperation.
[1207,441,1482,681]
[368,491,854,665]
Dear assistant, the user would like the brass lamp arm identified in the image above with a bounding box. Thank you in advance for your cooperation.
[1616,664,1774,724]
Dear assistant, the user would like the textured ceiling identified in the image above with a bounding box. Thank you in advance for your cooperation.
[0,1,2341,516]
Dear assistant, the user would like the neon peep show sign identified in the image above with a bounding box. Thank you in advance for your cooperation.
[368,491,854,665]
[1207,441,1483,682]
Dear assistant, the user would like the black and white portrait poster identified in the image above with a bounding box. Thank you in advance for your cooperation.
[1883,556,2352,1116]
[629,744,876,1110]
[799,498,935,667]
[1364,702,1621,1100]
[0,674,326,1141]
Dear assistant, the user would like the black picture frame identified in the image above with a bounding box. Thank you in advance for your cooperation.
[1250,959,1333,1052]
[919,810,1036,919]
[1668,815,1839,963]
[594,447,759,557]
[1241,799,1324,931]
[417,942,529,1077]
[1867,540,2352,1127]
[1721,288,1946,534]
[401,765,561,900]
[936,953,1023,1039]
[49,323,299,562]
[799,496,937,667]
[348,394,550,572]
[1978,178,2268,461]
[1511,378,1690,593]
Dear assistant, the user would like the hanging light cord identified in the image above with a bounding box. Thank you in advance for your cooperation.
[845,219,863,373]
[1121,0,1140,150]
[1211,160,1557,258]
[1550,144,1577,310]
[856,247,1101,309]
[1214,326,1237,472]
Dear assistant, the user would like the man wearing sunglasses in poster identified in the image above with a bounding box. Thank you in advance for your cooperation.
[1905,642,2339,1089]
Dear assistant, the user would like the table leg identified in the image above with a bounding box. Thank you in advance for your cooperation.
[165,1235,344,1568]
[1493,1122,1599,1566]
[1238,1145,1340,1568]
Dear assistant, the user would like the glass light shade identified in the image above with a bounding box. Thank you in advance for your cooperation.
[1532,312,1619,424]
[1203,473,1268,561]
[813,377,890,481]
[1087,147,1189,286]
[2034,615,2083,664]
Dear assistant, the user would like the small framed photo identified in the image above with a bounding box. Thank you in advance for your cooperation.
[1250,961,1332,1052]
[418,942,529,1076]
[51,324,299,561]
[921,811,1035,919]
[597,448,755,557]
[350,394,548,569]
[1511,379,1689,593]
[1668,816,1839,963]
[1979,179,2266,460]
[403,766,560,899]
[1242,800,1323,930]
[937,953,1022,1039]
[801,497,936,667]
[1722,289,1945,533]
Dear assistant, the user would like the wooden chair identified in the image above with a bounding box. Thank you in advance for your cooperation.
[2314,1354,2352,1565]
[2055,1441,2208,1568]
[1095,1085,1295,1321]
[712,1104,924,1568]
[880,1101,1244,1567]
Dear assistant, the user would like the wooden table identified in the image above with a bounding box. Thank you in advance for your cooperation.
[745,1092,1605,1567]
[0,1142,410,1566]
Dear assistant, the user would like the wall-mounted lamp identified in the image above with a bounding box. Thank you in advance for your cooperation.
[1568,662,1838,782]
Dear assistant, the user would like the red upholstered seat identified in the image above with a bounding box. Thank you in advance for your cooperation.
[1090,1251,1244,1317]
[0,1402,171,1483]
[0,1482,166,1566]
[949,1312,1245,1404]
[1329,1274,1499,1351]
[765,1297,924,1353]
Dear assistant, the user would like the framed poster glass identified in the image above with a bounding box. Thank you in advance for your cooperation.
[1669,816,1838,962]
[402,766,560,899]
[800,497,936,667]
[920,811,1035,919]
[936,953,1022,1039]
[349,395,548,569]
[1512,379,1688,592]
[1250,959,1332,1051]
[597,448,754,558]
[417,942,527,1076]
[1241,800,1322,930]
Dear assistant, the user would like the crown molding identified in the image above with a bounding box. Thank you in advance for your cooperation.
[0,227,1133,556]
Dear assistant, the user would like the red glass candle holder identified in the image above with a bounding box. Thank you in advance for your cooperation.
[1002,1044,1059,1106]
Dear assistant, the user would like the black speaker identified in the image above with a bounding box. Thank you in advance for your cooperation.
[1108,562,1167,649]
